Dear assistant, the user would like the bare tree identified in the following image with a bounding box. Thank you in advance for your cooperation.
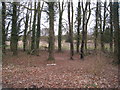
[58,0,64,52]
[31,2,37,54]
[94,1,99,50]
[109,1,113,52]
[10,2,18,55]
[76,1,81,53]
[35,2,44,55]
[84,1,91,53]
[101,1,107,51]
[23,4,29,51]
[48,2,55,60]
[112,1,120,63]
[80,0,89,59]
[27,2,32,53]
[2,2,6,54]
[68,0,74,60]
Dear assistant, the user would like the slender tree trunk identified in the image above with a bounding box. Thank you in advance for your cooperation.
[2,2,6,54]
[27,2,32,53]
[71,1,74,59]
[84,11,87,52]
[99,2,102,52]
[80,1,88,59]
[31,2,37,54]
[68,1,74,60]
[58,13,62,52]
[5,21,10,41]
[36,2,43,55]
[76,1,81,53]
[68,1,71,45]
[84,26,87,52]
[36,2,41,55]
[58,2,63,52]
[23,10,29,51]
[112,1,120,63]
[94,1,99,50]
[84,2,91,53]
[48,2,55,60]
[112,1,120,86]
[109,1,113,52]
[10,2,18,55]
[80,11,85,59]
[101,1,106,51]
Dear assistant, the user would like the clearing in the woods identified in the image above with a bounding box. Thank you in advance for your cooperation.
[2,50,118,88]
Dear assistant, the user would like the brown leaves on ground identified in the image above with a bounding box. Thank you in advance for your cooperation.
[2,50,118,88]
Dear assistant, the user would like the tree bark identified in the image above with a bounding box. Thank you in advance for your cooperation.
[48,2,55,60]
[112,1,120,63]
[36,2,41,55]
[76,1,81,53]
[109,1,113,52]
[10,2,18,55]
[80,1,88,59]
[94,1,99,50]
[58,2,64,52]
[2,2,6,54]
[31,2,37,54]
[101,1,106,52]
[23,9,29,51]
[68,1,74,60]
[27,2,32,53]
[80,12,85,59]
[71,1,74,59]
[99,1,102,52]
[84,2,91,53]
[35,2,44,55]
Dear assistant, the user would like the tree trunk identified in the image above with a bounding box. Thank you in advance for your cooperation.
[58,13,62,52]
[94,1,99,50]
[80,11,85,59]
[80,1,88,59]
[31,2,37,54]
[68,1,74,60]
[48,2,55,60]
[2,2,6,54]
[71,1,74,59]
[10,2,18,55]
[23,10,29,51]
[76,1,81,53]
[36,2,41,55]
[27,2,32,53]
[109,1,113,52]
[101,1,106,52]
[36,2,41,50]
[84,2,91,53]
[112,1,120,63]
[99,1,102,52]
[58,2,64,52]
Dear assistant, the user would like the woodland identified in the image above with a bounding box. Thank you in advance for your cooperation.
[1,0,120,88]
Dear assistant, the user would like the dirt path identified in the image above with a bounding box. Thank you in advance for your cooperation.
[2,50,118,88]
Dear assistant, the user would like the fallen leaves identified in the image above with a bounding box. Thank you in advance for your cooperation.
[2,51,119,88]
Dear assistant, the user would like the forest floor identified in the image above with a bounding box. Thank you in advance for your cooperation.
[2,50,119,88]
